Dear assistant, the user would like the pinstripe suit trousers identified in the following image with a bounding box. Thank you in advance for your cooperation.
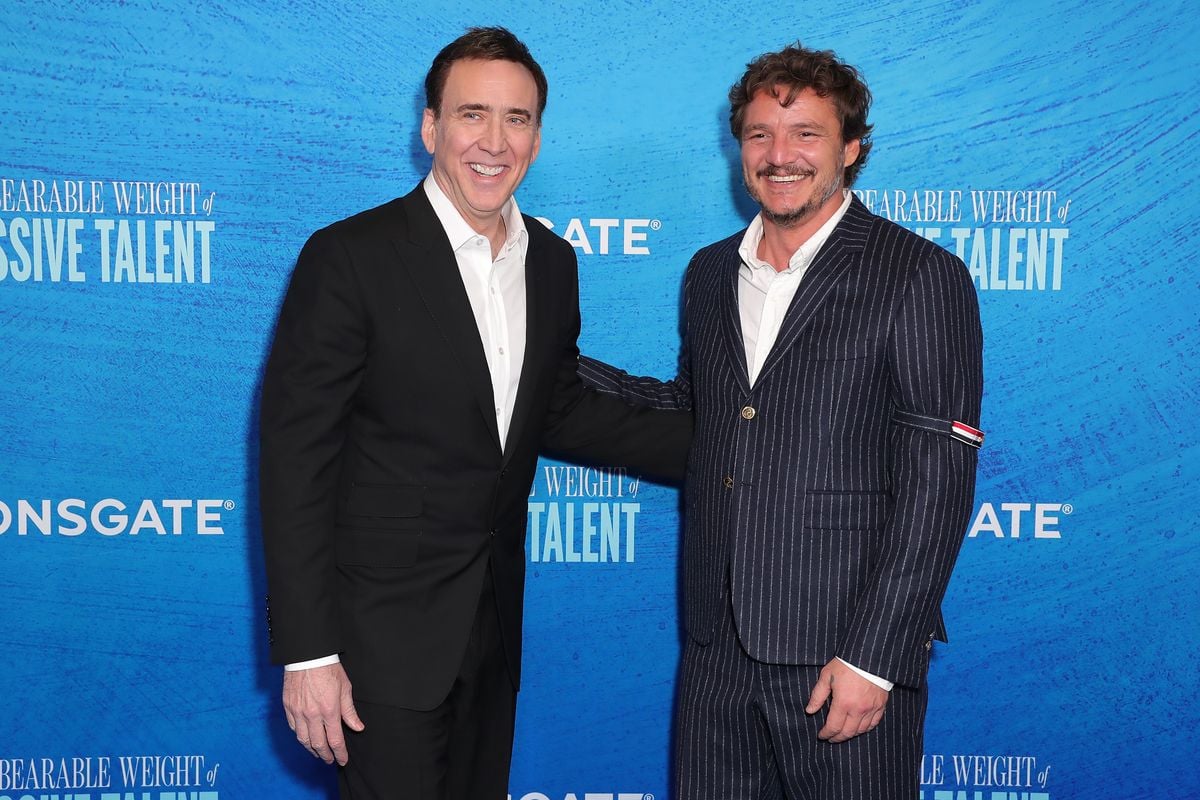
[675,593,927,800]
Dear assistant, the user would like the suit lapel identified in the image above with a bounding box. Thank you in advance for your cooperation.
[390,188,502,453]
[718,243,752,394]
[502,220,543,464]
[753,197,873,386]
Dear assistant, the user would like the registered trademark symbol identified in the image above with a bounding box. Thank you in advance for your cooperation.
[224,500,236,510]
[644,794,654,800]
[1061,503,1073,515]
[650,219,662,230]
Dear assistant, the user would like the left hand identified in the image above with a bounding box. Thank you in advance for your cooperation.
[805,659,889,743]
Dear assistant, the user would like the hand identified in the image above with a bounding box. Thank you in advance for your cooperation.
[805,659,889,743]
[282,662,365,765]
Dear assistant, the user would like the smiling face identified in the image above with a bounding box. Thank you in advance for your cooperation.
[421,58,541,235]
[739,86,860,234]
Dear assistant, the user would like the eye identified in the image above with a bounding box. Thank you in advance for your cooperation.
[507,116,529,127]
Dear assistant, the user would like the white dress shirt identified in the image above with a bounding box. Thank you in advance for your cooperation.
[423,173,528,445]
[286,176,529,672]
[735,191,894,692]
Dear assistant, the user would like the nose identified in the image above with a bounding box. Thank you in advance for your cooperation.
[766,135,795,167]
[479,117,506,155]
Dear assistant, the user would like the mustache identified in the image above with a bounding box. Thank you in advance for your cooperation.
[757,165,815,179]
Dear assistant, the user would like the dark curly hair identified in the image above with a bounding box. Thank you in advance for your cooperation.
[729,44,873,186]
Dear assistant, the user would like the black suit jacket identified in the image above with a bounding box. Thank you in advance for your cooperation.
[581,196,983,688]
[260,185,688,710]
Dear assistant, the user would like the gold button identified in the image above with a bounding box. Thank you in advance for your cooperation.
[741,406,756,420]
[723,476,734,489]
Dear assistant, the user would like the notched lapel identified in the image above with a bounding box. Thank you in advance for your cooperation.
[754,198,873,385]
[502,225,544,463]
[718,247,752,394]
[390,190,502,452]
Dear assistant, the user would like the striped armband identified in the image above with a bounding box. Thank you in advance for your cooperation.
[891,409,985,449]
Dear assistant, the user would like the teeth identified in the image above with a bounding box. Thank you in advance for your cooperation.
[471,163,504,176]
[767,174,803,182]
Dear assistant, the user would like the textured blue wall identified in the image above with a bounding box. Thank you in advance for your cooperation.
[2,1,1197,798]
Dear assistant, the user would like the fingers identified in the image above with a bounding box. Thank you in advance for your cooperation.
[341,701,366,734]
[811,661,889,743]
[804,668,832,715]
[282,664,361,765]
[307,719,336,764]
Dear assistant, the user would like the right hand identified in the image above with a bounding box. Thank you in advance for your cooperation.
[282,662,365,765]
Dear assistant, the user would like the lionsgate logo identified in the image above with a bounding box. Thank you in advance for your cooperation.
[535,215,661,256]
[0,498,234,537]
[509,793,653,800]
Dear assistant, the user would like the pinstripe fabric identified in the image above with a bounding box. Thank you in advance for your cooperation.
[676,600,928,800]
[580,196,982,795]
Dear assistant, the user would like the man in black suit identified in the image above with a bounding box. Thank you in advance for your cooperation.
[259,27,688,800]
[581,44,984,799]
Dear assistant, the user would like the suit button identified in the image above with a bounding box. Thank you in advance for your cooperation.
[723,476,734,489]
[741,405,756,420]
[490,528,497,537]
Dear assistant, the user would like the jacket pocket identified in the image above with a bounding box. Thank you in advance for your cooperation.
[802,490,890,531]
[339,483,423,529]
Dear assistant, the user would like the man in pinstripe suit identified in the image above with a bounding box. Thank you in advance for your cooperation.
[580,44,983,799]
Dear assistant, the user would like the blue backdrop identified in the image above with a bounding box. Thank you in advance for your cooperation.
[2,1,1197,798]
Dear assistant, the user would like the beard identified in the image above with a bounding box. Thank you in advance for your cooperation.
[745,164,844,229]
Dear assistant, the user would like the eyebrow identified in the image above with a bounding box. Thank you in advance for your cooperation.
[455,102,533,119]
[744,120,829,134]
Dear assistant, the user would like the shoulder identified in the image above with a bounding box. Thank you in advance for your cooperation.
[861,208,970,289]
[523,212,574,261]
[310,196,410,249]
[688,228,746,275]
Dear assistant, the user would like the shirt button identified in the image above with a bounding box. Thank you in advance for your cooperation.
[498,347,505,355]
[741,405,756,420]
[723,476,734,489]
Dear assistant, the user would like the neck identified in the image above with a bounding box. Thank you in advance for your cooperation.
[757,191,846,272]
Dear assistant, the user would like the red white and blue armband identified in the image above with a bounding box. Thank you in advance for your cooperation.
[892,409,985,449]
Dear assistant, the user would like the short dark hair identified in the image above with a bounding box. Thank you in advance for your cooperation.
[424,26,548,122]
[729,44,873,186]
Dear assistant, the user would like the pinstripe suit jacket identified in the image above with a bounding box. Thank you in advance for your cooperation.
[581,196,983,689]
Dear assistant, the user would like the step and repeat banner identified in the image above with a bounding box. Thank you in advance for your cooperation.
[2,1,1197,798]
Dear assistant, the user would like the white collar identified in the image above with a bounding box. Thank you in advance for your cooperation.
[738,189,853,274]
[422,173,527,253]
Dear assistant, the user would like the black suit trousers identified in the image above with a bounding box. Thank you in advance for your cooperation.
[338,566,515,800]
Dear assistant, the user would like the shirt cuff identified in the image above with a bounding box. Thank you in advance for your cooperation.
[837,657,894,691]
[284,654,340,671]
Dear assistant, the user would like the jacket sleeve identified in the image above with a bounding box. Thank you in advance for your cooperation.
[539,245,692,483]
[576,262,694,411]
[836,246,984,688]
[259,229,367,665]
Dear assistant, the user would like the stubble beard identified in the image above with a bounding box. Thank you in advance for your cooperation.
[747,167,844,230]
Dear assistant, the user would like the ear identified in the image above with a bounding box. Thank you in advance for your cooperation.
[530,122,542,164]
[842,138,861,170]
[420,108,437,155]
